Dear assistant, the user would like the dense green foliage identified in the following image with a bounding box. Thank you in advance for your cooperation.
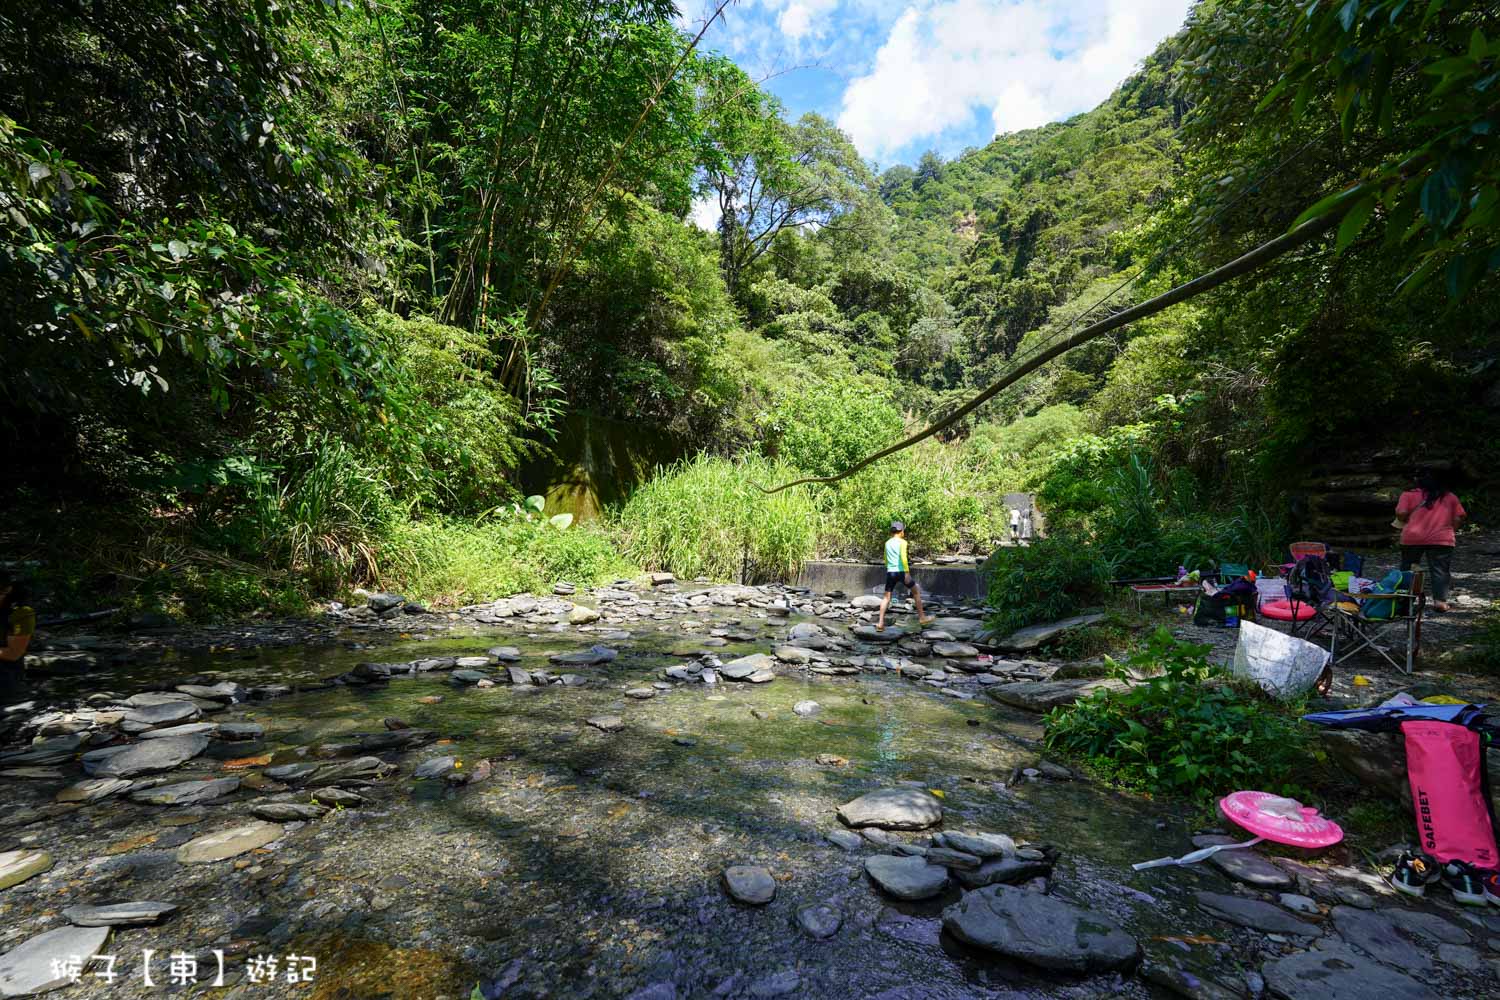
[1045,630,1317,802]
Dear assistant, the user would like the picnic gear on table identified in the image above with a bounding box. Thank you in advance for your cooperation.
[1400,720,1498,870]
[1131,791,1342,871]
[1220,790,1344,848]
[1232,620,1331,698]
[1330,568,1425,675]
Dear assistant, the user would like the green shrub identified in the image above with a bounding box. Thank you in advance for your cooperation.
[983,527,1113,635]
[765,377,904,479]
[616,454,820,582]
[1044,629,1316,802]
[386,515,633,606]
[824,444,986,557]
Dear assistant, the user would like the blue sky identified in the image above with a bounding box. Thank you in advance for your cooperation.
[682,0,1195,170]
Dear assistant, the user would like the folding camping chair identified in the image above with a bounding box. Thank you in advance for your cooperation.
[1329,569,1426,675]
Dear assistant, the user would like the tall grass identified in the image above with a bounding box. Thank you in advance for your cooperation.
[385,516,634,606]
[616,454,820,582]
[824,443,988,557]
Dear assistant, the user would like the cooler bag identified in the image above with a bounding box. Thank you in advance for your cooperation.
[1401,720,1498,868]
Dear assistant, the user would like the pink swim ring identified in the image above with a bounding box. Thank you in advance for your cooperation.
[1219,790,1343,849]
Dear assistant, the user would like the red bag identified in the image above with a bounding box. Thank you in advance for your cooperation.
[1401,720,1498,868]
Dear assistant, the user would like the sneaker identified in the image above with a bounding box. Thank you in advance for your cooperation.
[1442,859,1488,906]
[1390,851,1441,897]
[1484,870,1500,907]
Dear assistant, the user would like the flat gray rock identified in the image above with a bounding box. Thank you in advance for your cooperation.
[851,625,901,642]
[175,821,284,864]
[0,849,52,891]
[1330,905,1433,975]
[548,644,617,666]
[1194,891,1322,936]
[122,701,201,727]
[1384,907,1469,945]
[992,613,1106,652]
[931,641,979,658]
[587,715,625,733]
[797,902,842,940]
[773,646,813,664]
[723,865,776,905]
[217,723,264,741]
[720,654,774,680]
[63,901,177,927]
[85,735,209,778]
[1191,836,1295,889]
[987,678,1129,712]
[128,776,240,806]
[137,722,219,740]
[264,762,321,783]
[943,884,1139,973]
[953,855,1053,889]
[413,756,457,780]
[837,788,943,830]
[251,802,329,822]
[55,778,132,803]
[0,925,110,995]
[1262,944,1437,1000]
[825,829,863,851]
[864,854,950,900]
[938,831,1016,858]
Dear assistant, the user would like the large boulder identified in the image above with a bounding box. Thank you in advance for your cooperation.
[991,613,1105,653]
[836,788,943,830]
[943,884,1139,973]
[84,735,209,778]
[987,678,1129,713]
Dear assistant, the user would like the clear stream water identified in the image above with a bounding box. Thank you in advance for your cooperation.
[9,610,1258,999]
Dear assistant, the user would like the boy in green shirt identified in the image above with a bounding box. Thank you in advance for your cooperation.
[877,521,933,631]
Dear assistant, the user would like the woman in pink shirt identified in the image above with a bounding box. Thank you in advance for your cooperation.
[1394,471,1467,612]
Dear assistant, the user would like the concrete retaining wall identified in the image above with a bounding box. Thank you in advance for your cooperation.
[795,561,984,601]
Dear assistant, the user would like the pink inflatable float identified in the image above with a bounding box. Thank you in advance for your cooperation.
[1219,790,1343,849]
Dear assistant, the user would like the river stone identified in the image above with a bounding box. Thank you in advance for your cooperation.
[1189,835,1296,888]
[1193,891,1322,936]
[489,646,522,662]
[138,722,219,740]
[122,701,201,727]
[793,700,820,717]
[723,865,776,904]
[1384,907,1469,945]
[991,613,1106,652]
[129,776,241,806]
[549,645,617,666]
[825,829,863,851]
[864,855,950,900]
[56,778,133,803]
[852,625,901,642]
[414,756,457,779]
[1262,944,1437,1000]
[264,762,321,783]
[953,855,1054,889]
[124,692,195,708]
[852,595,885,609]
[837,788,943,830]
[86,735,209,778]
[943,884,1140,973]
[176,821,284,864]
[720,654,774,680]
[0,849,52,891]
[987,678,1130,712]
[587,715,625,733]
[926,847,982,870]
[252,802,329,822]
[931,641,979,658]
[939,831,1016,858]
[451,669,489,685]
[797,902,842,940]
[0,924,110,995]
[568,605,601,624]
[310,786,364,806]
[774,646,813,664]
[1330,905,1433,974]
[176,682,244,702]
[63,901,177,927]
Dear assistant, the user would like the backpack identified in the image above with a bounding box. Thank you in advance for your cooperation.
[1286,555,1332,606]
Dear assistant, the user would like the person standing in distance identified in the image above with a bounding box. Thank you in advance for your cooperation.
[877,521,934,632]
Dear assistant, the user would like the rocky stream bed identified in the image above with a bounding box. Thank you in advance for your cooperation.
[2,579,1497,999]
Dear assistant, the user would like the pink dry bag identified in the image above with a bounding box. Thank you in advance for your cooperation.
[1401,720,1498,868]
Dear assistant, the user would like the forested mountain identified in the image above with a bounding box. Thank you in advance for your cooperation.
[2,0,1497,617]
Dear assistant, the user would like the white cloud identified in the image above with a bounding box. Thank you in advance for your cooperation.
[836,0,1193,159]
[689,194,722,232]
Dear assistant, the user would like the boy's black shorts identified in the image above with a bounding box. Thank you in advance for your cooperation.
[884,572,916,593]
